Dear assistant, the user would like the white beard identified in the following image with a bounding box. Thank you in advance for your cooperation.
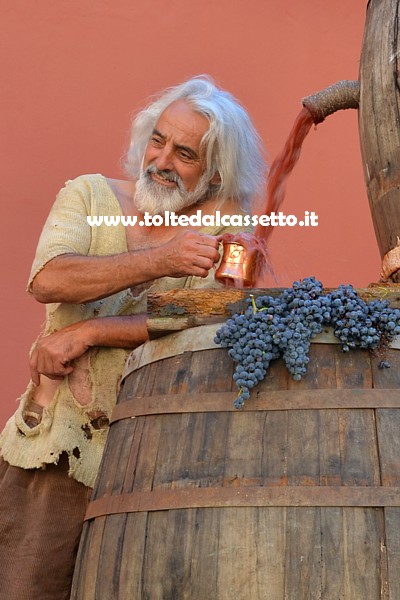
[134,165,211,216]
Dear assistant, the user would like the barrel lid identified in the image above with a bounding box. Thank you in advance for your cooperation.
[122,325,400,381]
[122,324,219,382]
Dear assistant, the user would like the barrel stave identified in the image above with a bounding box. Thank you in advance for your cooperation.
[342,507,386,599]
[385,508,400,598]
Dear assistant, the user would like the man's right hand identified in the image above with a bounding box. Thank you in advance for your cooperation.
[31,230,221,304]
[160,230,221,278]
[30,322,91,385]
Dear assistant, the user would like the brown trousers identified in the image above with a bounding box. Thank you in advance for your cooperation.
[0,454,91,600]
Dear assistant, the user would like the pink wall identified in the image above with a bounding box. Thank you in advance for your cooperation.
[1,1,376,426]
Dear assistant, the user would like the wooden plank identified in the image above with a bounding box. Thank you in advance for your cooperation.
[287,409,320,486]
[109,418,138,496]
[91,417,131,500]
[121,417,145,493]
[187,348,233,489]
[320,508,345,598]
[87,418,145,598]
[152,410,229,489]
[117,514,148,599]
[187,508,220,599]
[343,508,386,599]
[338,407,381,486]
[372,347,400,389]
[369,348,400,489]
[311,343,338,389]
[94,514,127,599]
[187,349,233,484]
[141,352,194,493]
[150,355,198,491]
[141,511,176,599]
[146,287,400,321]
[311,345,342,488]
[256,354,289,487]
[376,409,400,486]
[319,408,341,487]
[71,516,107,600]
[148,287,251,316]
[284,507,322,599]
[120,357,159,399]
[188,347,235,393]
[150,351,194,395]
[141,509,196,600]
[223,412,265,481]
[88,380,142,599]
[385,508,400,600]
[216,507,286,600]
[254,508,286,599]
[258,354,289,393]
[335,350,381,487]
[217,507,260,600]
[125,414,162,494]
[150,350,228,494]
[120,358,170,496]
[335,345,373,390]
[286,342,320,487]
[260,411,289,486]
[70,521,93,600]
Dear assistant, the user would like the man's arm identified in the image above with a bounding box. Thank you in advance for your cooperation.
[31,230,220,304]
[30,314,149,384]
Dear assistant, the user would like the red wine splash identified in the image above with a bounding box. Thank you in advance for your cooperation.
[218,106,315,288]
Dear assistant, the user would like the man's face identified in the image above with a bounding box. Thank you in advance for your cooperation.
[134,100,212,215]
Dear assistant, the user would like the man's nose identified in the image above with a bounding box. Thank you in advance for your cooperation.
[155,146,173,171]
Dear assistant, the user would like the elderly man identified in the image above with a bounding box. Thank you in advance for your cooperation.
[0,75,266,599]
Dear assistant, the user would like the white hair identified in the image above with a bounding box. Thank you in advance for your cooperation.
[124,75,267,211]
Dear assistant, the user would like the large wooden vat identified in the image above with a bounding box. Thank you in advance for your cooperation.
[71,324,400,600]
[359,0,400,281]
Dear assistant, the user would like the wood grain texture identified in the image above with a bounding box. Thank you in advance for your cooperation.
[72,340,400,599]
[385,508,400,599]
[146,287,400,329]
[359,0,400,279]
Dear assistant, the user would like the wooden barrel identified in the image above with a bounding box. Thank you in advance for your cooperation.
[71,324,400,600]
[359,0,400,282]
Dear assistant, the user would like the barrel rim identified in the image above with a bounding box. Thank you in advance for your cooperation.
[122,325,400,381]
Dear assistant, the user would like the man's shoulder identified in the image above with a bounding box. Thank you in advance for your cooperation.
[54,174,117,211]
[60,173,107,192]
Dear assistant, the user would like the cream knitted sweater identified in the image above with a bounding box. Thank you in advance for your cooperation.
[0,174,247,487]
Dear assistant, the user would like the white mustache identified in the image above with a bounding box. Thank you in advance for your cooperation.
[145,164,182,186]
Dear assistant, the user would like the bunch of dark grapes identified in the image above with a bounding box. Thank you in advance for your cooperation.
[368,299,400,342]
[277,277,328,380]
[329,285,400,351]
[215,277,400,409]
[214,295,282,408]
[329,285,380,351]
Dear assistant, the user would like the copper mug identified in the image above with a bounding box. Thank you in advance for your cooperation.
[215,242,257,288]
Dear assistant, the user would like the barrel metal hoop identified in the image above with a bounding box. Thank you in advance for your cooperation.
[111,389,400,422]
[84,486,400,520]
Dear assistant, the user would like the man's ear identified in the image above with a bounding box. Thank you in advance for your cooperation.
[210,171,221,185]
